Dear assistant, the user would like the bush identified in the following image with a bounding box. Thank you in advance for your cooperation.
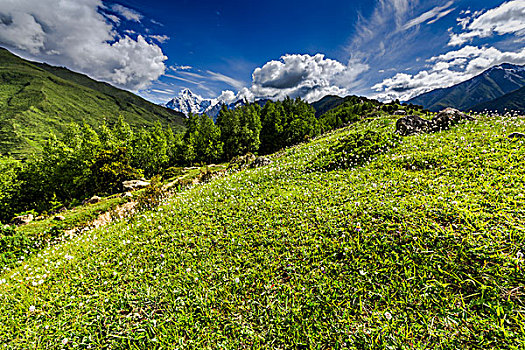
[136,175,165,211]
[316,130,400,170]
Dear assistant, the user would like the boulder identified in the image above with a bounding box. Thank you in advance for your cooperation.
[431,108,475,132]
[508,132,525,139]
[53,215,66,221]
[122,192,133,199]
[393,110,407,116]
[83,195,101,205]
[396,108,475,136]
[227,153,257,171]
[11,214,34,226]
[250,156,272,168]
[395,115,433,136]
[122,180,150,191]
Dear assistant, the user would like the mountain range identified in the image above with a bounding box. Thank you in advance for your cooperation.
[472,85,525,114]
[0,48,185,158]
[165,89,269,120]
[407,63,525,112]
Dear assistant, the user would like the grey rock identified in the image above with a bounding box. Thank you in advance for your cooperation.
[54,215,66,221]
[393,110,407,116]
[122,192,133,198]
[395,115,433,136]
[123,180,150,191]
[396,108,474,136]
[83,195,101,205]
[250,156,272,168]
[508,132,525,139]
[11,214,34,226]
[431,108,475,132]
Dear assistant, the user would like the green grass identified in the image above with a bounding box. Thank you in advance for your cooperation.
[0,114,524,348]
[1,195,128,267]
[0,48,185,158]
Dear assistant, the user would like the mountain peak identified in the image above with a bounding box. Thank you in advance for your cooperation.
[408,62,525,111]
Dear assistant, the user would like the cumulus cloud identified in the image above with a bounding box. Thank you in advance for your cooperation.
[0,0,167,91]
[234,54,368,103]
[449,0,525,46]
[372,45,525,101]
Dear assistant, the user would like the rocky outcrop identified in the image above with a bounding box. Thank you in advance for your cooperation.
[227,153,257,171]
[508,132,525,139]
[250,156,272,168]
[396,108,474,136]
[11,214,34,226]
[83,196,101,205]
[395,115,433,136]
[123,180,150,191]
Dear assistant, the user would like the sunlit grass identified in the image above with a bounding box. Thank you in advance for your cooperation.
[0,113,524,348]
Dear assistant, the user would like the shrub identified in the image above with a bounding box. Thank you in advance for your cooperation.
[316,129,400,170]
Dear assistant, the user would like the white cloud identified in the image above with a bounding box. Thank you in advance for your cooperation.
[111,4,143,22]
[233,54,368,103]
[0,0,167,91]
[449,0,525,46]
[216,90,237,104]
[403,1,455,30]
[205,70,245,90]
[149,35,170,44]
[372,45,525,101]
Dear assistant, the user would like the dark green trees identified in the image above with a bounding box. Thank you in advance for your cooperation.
[260,98,320,154]
[216,104,261,159]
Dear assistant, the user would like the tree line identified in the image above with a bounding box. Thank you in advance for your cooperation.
[0,96,395,222]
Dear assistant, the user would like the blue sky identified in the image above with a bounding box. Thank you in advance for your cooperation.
[1,0,524,103]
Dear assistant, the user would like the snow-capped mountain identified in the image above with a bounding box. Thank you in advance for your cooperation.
[165,89,217,116]
[165,89,269,120]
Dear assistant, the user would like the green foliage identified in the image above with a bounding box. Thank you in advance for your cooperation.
[0,48,185,158]
[184,113,223,164]
[317,129,400,170]
[260,97,320,154]
[0,157,22,222]
[1,114,525,347]
[90,148,143,194]
[217,104,261,159]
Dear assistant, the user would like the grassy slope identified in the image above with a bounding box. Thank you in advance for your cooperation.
[1,114,525,348]
[0,48,185,158]
[473,86,525,114]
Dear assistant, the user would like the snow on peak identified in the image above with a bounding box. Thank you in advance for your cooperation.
[165,89,219,117]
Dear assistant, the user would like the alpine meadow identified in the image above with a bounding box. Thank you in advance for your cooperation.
[1,0,525,349]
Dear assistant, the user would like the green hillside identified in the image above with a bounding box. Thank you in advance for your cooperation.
[0,48,185,158]
[1,112,524,348]
[407,64,525,112]
[472,85,525,114]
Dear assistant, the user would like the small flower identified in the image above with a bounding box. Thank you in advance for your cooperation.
[517,251,524,259]
[234,277,240,284]
[186,267,191,273]
[62,338,68,345]
[384,312,392,321]
[29,305,36,312]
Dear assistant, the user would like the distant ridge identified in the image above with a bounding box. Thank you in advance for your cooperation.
[0,48,185,158]
[407,63,525,112]
[472,85,525,114]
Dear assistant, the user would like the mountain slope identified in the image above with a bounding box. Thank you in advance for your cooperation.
[407,63,525,112]
[0,48,185,158]
[311,95,345,117]
[472,85,525,113]
[1,113,524,347]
